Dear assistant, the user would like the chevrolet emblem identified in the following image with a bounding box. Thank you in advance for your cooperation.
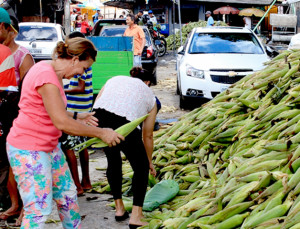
[228,71,237,77]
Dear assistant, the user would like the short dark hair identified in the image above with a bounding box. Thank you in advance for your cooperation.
[127,14,135,23]
[10,16,19,33]
[67,31,85,39]
[139,10,143,14]
[130,67,152,82]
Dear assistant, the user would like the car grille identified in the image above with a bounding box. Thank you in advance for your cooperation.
[210,75,246,84]
[209,69,253,72]
[211,92,220,98]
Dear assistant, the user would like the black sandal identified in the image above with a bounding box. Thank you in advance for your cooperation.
[129,224,143,229]
[115,211,129,221]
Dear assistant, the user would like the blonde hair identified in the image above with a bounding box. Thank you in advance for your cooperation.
[52,37,97,61]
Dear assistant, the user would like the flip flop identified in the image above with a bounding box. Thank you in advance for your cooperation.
[0,211,21,220]
[115,211,129,221]
[129,224,144,229]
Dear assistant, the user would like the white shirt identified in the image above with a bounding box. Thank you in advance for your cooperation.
[71,14,76,22]
[149,16,157,25]
[244,17,251,30]
[93,76,156,121]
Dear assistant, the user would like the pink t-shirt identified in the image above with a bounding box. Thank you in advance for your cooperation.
[7,61,67,152]
[13,45,33,86]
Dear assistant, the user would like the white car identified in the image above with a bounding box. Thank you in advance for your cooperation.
[177,26,269,108]
[15,22,65,61]
[288,33,300,50]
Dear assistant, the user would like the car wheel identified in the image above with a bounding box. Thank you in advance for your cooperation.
[179,94,188,110]
[176,79,180,95]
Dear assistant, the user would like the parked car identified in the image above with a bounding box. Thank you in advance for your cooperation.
[94,24,158,84]
[288,33,300,50]
[92,19,126,37]
[15,22,65,61]
[177,26,269,109]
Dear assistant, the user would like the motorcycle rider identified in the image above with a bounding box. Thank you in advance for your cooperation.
[148,10,157,25]
[135,10,144,25]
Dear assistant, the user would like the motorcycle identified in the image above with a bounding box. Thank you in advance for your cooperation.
[146,21,167,57]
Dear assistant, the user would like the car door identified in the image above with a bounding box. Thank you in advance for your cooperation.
[176,31,192,71]
[176,30,193,92]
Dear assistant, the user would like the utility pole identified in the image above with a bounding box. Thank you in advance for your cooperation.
[64,0,71,35]
[172,0,175,56]
[39,0,42,22]
[178,0,182,46]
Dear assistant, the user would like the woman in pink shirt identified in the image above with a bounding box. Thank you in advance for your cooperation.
[6,37,124,229]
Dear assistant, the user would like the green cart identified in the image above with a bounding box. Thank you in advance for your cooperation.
[87,36,133,95]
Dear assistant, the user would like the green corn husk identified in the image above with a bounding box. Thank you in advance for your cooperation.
[102,50,300,228]
[73,114,149,151]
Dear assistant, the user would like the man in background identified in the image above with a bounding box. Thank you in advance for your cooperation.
[148,10,157,25]
[124,14,146,67]
[205,11,214,27]
[135,10,143,25]
[93,9,101,24]
[71,9,77,32]
[243,16,251,30]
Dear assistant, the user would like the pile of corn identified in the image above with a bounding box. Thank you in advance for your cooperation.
[93,49,300,229]
[138,50,300,229]
[166,20,228,50]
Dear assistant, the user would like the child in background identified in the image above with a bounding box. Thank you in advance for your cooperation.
[61,31,93,196]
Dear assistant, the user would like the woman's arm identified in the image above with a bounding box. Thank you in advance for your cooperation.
[38,83,124,146]
[142,104,157,176]
[19,54,35,81]
[64,78,85,94]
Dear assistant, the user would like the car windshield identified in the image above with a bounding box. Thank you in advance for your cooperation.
[15,26,58,42]
[101,28,125,37]
[100,28,151,46]
[188,32,264,54]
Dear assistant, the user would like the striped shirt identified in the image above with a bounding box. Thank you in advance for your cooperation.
[66,67,93,112]
[0,44,17,90]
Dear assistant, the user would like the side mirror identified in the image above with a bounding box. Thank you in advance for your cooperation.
[178,46,184,55]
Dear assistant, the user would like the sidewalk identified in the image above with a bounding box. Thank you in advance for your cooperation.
[45,192,129,229]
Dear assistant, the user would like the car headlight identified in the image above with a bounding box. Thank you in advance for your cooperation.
[186,65,204,79]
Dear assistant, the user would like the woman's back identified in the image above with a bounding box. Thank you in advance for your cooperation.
[93,76,156,121]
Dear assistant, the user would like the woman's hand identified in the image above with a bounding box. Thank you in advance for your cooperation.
[149,162,157,177]
[100,128,125,147]
[77,112,99,126]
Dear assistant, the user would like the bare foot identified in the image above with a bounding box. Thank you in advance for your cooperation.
[15,209,24,226]
[0,206,20,220]
[129,205,147,226]
[77,187,84,196]
[114,199,126,217]
[129,219,148,227]
[81,181,92,191]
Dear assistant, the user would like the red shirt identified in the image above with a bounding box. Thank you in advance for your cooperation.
[81,21,92,34]
[0,44,17,88]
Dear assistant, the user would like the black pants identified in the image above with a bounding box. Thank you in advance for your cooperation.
[94,108,149,206]
[0,91,20,209]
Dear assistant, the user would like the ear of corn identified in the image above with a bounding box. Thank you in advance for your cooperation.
[73,114,149,150]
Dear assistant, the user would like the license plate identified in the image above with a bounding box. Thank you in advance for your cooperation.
[221,86,229,92]
[29,49,42,54]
